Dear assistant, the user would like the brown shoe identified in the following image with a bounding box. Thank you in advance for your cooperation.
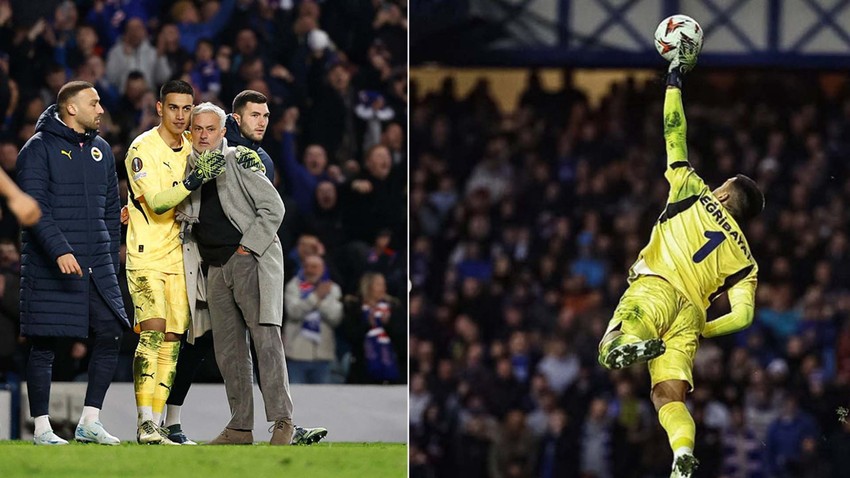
[207,428,253,445]
[269,419,294,445]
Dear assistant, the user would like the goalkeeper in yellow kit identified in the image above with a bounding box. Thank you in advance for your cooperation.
[597,44,765,478]
[126,80,225,444]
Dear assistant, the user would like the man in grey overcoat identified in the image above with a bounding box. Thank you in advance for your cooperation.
[176,102,304,445]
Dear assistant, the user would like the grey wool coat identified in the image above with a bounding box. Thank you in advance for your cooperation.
[176,138,285,343]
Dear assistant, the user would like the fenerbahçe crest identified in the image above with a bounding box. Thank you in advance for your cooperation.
[91,146,103,162]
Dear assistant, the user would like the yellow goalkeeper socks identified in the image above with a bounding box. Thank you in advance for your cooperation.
[152,340,180,425]
[658,401,695,453]
[134,330,163,424]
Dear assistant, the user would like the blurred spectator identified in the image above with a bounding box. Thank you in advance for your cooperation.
[298,180,346,256]
[170,0,235,53]
[55,23,100,71]
[536,408,580,478]
[356,89,395,152]
[285,233,326,279]
[341,144,405,248]
[307,63,357,165]
[343,271,405,384]
[39,63,67,107]
[721,406,765,478]
[155,23,190,81]
[105,16,170,93]
[410,372,431,429]
[581,397,614,478]
[85,0,153,50]
[487,409,537,478]
[112,71,156,145]
[381,121,405,169]
[75,55,119,113]
[284,254,343,384]
[279,106,330,214]
[189,38,220,102]
[535,338,579,396]
[765,395,819,476]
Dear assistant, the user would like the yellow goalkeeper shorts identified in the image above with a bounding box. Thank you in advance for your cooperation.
[602,275,704,391]
[127,269,190,335]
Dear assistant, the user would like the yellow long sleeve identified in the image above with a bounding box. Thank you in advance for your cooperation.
[147,182,192,215]
[702,280,755,338]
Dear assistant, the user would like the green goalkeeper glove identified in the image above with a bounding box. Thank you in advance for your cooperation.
[235,146,266,174]
[184,149,225,190]
[667,35,700,88]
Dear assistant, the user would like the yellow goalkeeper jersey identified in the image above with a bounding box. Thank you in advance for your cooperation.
[125,128,192,273]
[629,88,758,318]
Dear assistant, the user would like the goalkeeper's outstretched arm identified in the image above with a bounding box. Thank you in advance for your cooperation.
[702,279,756,338]
[663,86,689,176]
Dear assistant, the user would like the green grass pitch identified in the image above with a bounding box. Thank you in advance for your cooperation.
[0,441,407,478]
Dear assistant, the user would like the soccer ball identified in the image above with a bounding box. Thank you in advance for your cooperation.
[654,14,704,62]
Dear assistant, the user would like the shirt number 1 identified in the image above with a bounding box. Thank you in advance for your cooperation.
[693,231,726,263]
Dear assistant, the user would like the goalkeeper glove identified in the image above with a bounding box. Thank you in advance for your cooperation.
[667,36,700,88]
[235,146,266,174]
[184,149,225,190]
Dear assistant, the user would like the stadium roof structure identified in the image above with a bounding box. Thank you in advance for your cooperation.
[411,0,850,69]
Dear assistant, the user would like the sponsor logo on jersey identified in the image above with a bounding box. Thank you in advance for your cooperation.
[60,150,72,160]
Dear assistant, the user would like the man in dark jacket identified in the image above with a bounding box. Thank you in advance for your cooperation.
[224,90,275,181]
[17,81,130,445]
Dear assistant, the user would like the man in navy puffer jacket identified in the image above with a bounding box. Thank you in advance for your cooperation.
[17,81,129,445]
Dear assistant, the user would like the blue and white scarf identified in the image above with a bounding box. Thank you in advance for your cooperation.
[362,300,399,382]
[296,269,329,344]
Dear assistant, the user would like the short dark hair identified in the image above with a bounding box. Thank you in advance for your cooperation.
[727,174,764,223]
[57,81,94,108]
[159,79,194,101]
[232,90,268,115]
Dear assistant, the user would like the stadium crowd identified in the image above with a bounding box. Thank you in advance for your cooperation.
[409,70,850,478]
[0,0,408,390]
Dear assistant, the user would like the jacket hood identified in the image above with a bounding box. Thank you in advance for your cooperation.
[225,114,260,151]
[36,104,98,144]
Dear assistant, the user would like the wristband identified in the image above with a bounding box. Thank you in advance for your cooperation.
[667,68,683,89]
